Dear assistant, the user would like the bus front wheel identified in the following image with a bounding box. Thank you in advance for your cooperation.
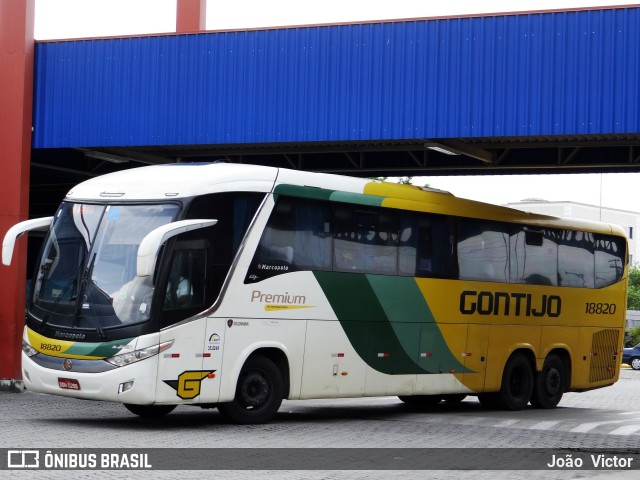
[218,354,284,424]
[531,354,565,409]
[496,352,534,410]
[123,403,176,418]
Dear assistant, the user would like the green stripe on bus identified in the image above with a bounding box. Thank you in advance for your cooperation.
[274,184,385,207]
[367,276,471,374]
[64,338,135,358]
[274,184,333,201]
[328,191,384,206]
[314,271,471,375]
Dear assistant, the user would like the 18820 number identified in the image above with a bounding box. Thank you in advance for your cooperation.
[585,302,616,314]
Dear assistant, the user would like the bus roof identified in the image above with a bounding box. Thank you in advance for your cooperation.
[66,163,279,201]
[65,162,625,237]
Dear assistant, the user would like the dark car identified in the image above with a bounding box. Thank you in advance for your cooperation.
[622,343,640,370]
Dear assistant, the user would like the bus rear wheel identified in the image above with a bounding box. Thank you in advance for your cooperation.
[123,404,176,418]
[218,354,284,424]
[496,352,534,410]
[531,354,565,409]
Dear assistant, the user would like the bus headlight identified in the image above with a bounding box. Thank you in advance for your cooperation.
[22,339,38,357]
[105,340,174,367]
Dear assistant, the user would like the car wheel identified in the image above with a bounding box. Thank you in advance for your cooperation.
[631,357,640,370]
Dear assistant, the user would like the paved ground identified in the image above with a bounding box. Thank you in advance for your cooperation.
[0,369,638,479]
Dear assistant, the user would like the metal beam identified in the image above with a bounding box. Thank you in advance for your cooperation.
[176,0,207,33]
[0,0,35,388]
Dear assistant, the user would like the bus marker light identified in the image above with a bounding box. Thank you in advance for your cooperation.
[118,381,134,394]
[171,354,180,358]
[462,353,472,357]
[449,370,456,373]
[377,353,391,358]
[331,353,345,358]
[341,372,348,376]
[420,353,432,357]
[208,373,216,379]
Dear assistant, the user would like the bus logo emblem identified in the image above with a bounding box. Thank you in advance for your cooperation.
[163,370,215,399]
[62,359,72,371]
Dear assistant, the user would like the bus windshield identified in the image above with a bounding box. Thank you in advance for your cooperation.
[30,202,179,331]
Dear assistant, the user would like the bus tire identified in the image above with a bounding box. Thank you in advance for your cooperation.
[218,354,284,424]
[531,354,565,409]
[398,395,442,407]
[496,352,534,410]
[123,403,176,418]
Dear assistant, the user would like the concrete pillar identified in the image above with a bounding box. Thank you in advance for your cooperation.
[176,0,207,33]
[0,0,35,391]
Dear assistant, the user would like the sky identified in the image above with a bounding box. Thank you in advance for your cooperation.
[30,0,640,212]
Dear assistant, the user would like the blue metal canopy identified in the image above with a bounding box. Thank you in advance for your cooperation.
[32,7,640,149]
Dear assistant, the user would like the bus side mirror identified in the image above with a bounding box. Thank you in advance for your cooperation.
[2,216,54,266]
[136,219,217,277]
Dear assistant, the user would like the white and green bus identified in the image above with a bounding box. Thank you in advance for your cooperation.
[2,163,628,423]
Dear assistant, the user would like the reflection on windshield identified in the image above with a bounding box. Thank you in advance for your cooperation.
[31,202,178,330]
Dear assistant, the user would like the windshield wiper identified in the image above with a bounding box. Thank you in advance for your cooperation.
[38,252,87,332]
[72,252,107,339]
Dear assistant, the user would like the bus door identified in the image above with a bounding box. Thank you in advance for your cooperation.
[155,239,214,404]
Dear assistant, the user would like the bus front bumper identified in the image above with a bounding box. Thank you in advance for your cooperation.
[21,351,160,404]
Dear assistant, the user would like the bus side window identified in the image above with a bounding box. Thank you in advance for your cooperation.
[255,199,295,266]
[415,219,433,276]
[163,245,208,311]
[398,213,417,276]
[458,220,509,282]
[333,205,398,275]
[333,206,357,271]
[510,227,558,286]
[595,234,626,288]
[247,197,333,283]
[558,230,595,288]
[290,200,332,271]
[425,215,457,278]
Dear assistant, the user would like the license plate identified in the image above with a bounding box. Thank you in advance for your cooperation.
[58,378,81,390]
